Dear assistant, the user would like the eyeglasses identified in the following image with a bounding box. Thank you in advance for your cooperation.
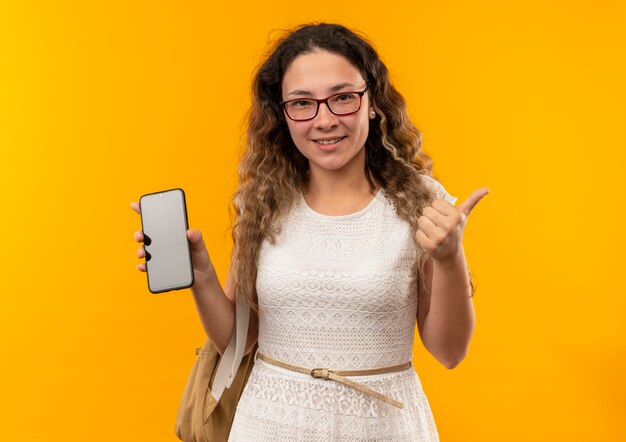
[280,87,368,121]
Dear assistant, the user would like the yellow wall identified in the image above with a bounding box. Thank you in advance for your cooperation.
[1,1,624,440]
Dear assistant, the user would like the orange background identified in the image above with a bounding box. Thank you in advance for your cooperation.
[1,1,625,440]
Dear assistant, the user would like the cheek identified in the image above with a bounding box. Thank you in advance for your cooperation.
[356,116,371,139]
[285,123,310,157]
[287,122,309,148]
[284,122,298,143]
[286,119,300,136]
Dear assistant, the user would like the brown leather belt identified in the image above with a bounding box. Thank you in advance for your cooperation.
[256,352,411,409]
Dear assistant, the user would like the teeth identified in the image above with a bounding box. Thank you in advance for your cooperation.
[316,138,342,145]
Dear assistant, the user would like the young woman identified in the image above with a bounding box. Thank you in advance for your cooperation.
[132,22,488,441]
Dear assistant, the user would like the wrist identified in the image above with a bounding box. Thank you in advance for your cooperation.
[192,267,218,291]
[432,248,465,272]
[432,248,475,297]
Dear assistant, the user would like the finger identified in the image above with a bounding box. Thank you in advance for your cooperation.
[457,188,490,217]
[422,205,448,228]
[186,229,203,246]
[137,245,145,259]
[136,263,146,272]
[429,201,465,230]
[415,228,435,250]
[186,229,196,242]
[130,201,141,214]
[417,214,440,239]
[134,230,144,242]
[431,199,457,216]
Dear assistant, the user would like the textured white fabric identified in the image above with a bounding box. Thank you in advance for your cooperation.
[228,175,457,441]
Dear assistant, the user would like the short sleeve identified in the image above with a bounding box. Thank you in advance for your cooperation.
[420,175,458,205]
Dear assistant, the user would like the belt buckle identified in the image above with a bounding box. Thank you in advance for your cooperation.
[311,367,330,380]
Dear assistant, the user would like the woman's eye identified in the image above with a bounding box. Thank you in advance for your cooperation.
[293,100,313,108]
[335,93,356,102]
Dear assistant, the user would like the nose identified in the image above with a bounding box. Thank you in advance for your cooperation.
[313,102,339,129]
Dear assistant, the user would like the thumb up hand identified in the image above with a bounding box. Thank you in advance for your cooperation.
[416,188,490,263]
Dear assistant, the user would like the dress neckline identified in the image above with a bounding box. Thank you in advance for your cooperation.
[300,187,384,220]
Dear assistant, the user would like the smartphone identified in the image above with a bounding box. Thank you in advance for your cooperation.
[139,188,194,293]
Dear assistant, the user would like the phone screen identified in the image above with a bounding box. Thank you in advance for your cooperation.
[139,188,194,293]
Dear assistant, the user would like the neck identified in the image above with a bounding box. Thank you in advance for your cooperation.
[306,146,375,196]
[303,157,379,216]
[305,171,372,198]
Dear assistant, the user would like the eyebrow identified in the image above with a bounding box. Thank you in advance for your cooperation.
[286,82,357,97]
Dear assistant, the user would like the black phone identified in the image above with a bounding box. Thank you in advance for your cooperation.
[139,188,194,293]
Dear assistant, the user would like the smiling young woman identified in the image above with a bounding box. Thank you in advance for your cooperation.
[132,21,488,442]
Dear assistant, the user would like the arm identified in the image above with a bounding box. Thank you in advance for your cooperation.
[416,251,475,369]
[131,201,259,357]
[188,237,259,357]
[414,183,489,369]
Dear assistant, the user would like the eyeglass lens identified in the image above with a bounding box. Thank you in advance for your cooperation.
[285,93,362,120]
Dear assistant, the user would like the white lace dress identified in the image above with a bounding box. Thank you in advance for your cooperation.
[228,176,458,442]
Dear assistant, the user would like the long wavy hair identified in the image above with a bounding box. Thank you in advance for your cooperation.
[232,23,471,312]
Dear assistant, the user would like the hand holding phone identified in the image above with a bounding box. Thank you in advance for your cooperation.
[138,188,194,293]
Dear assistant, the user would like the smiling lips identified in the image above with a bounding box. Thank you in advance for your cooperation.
[313,136,347,148]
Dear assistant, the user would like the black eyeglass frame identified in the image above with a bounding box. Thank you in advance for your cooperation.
[280,87,369,122]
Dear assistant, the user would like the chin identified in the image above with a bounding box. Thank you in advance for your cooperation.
[312,159,353,172]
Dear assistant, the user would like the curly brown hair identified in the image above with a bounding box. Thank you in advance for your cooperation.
[232,23,469,312]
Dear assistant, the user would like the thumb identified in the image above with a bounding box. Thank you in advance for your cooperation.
[186,229,214,273]
[457,188,491,217]
[186,229,206,248]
